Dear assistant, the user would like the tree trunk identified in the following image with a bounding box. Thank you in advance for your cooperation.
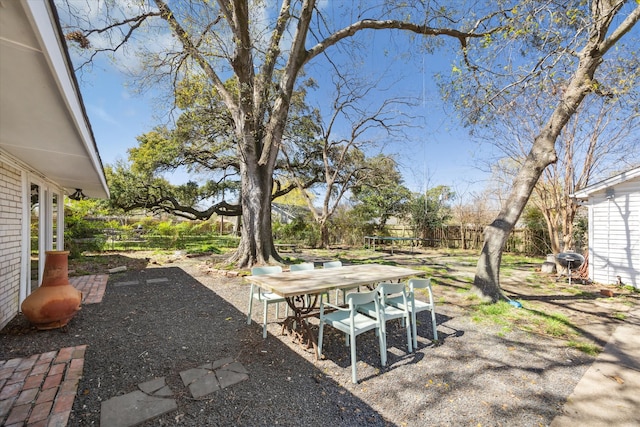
[320,220,330,249]
[460,224,467,250]
[474,223,507,301]
[473,136,558,302]
[227,148,282,267]
[471,0,639,300]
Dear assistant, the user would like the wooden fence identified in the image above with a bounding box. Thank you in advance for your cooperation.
[377,225,548,255]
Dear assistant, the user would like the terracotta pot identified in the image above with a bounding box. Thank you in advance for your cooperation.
[21,250,82,330]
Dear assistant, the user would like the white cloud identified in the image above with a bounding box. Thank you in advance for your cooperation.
[87,104,120,126]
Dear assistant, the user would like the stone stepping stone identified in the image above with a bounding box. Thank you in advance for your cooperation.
[100,377,177,427]
[138,377,173,397]
[113,280,139,287]
[180,357,249,399]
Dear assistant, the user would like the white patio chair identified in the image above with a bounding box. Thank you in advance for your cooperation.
[246,265,287,339]
[289,262,315,272]
[323,260,358,305]
[317,290,386,384]
[290,262,322,305]
[387,278,438,348]
[357,282,413,354]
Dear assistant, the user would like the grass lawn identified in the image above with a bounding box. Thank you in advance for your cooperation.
[68,246,639,356]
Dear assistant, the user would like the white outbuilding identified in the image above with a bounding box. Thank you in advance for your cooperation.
[572,166,640,288]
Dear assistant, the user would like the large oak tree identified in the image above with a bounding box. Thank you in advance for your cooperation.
[60,0,500,267]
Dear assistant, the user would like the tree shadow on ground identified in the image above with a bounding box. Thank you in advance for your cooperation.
[5,256,623,426]
[313,312,448,381]
[1,267,392,426]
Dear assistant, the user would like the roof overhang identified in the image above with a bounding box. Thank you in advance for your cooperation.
[0,0,109,199]
[571,166,640,200]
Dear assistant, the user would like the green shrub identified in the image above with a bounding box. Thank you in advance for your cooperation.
[273,217,319,247]
[154,221,177,237]
[64,210,107,258]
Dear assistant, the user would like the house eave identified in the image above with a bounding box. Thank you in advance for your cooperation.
[571,166,640,200]
[0,0,109,199]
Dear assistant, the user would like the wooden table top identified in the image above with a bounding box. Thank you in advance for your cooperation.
[246,263,421,298]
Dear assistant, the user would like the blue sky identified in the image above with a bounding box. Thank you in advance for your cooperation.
[60,1,640,208]
[66,5,493,201]
[78,50,491,198]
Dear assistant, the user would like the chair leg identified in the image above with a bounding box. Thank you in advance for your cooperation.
[405,313,413,353]
[431,309,438,341]
[263,300,268,339]
[317,321,325,359]
[411,309,418,349]
[378,324,387,367]
[350,332,358,383]
[247,284,254,325]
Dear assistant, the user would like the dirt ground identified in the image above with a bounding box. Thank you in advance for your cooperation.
[70,247,638,350]
[3,247,637,426]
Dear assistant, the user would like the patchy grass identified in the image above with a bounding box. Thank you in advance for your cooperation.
[470,298,581,343]
[542,316,571,337]
[465,293,480,302]
[566,288,597,298]
[184,243,224,254]
[78,247,634,360]
[567,341,601,356]
[501,253,542,267]
[471,301,515,328]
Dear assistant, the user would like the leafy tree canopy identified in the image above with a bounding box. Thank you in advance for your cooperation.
[107,75,323,219]
[351,156,412,233]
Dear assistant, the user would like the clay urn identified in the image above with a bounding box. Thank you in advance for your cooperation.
[21,250,82,330]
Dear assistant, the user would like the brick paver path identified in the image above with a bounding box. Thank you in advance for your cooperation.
[0,345,86,426]
[69,275,108,304]
[0,275,106,426]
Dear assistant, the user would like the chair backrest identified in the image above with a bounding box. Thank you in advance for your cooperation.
[376,282,407,304]
[346,289,378,310]
[408,278,431,291]
[251,265,283,276]
[290,262,314,272]
[407,278,435,305]
[323,260,342,269]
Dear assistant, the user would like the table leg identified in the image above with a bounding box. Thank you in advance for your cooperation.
[281,294,320,358]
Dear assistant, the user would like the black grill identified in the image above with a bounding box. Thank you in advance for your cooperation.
[556,252,585,269]
[556,252,585,285]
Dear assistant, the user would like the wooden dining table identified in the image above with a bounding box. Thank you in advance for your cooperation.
[245,263,422,355]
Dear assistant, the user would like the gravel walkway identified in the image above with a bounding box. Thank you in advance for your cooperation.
[1,259,598,426]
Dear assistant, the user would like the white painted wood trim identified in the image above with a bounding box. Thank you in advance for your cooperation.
[20,172,30,306]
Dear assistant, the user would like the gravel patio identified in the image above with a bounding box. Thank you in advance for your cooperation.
[1,250,636,426]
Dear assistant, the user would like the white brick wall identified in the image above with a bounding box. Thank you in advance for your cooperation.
[0,160,22,329]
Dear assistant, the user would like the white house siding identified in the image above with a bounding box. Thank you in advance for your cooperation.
[0,159,23,329]
[588,179,640,287]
